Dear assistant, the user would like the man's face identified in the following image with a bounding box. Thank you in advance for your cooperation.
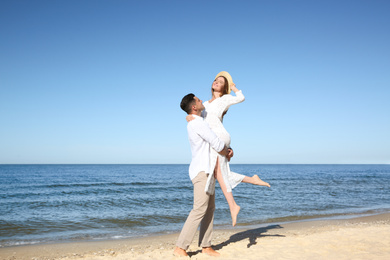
[193,96,204,112]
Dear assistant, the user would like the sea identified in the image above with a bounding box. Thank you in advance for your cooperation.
[1,164,390,248]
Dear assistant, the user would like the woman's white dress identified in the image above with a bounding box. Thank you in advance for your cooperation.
[203,90,246,195]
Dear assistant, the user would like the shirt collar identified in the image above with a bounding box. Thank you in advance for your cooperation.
[191,114,202,119]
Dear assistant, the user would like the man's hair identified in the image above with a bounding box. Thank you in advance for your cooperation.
[180,93,195,114]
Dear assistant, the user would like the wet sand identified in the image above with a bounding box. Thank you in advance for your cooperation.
[1,213,389,260]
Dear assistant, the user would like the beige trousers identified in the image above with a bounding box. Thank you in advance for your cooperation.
[176,171,215,250]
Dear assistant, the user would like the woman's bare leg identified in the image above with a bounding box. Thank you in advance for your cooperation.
[242,175,271,187]
[214,157,240,226]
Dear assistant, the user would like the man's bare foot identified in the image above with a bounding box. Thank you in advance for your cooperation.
[252,175,270,187]
[202,247,220,257]
[173,247,188,257]
[231,204,240,226]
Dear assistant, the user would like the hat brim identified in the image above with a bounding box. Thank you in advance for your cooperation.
[215,71,233,94]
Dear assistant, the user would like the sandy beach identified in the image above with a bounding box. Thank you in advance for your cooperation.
[1,213,389,260]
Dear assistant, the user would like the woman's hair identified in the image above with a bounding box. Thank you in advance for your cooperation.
[211,76,230,97]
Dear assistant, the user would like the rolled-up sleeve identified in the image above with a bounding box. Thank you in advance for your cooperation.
[224,90,245,104]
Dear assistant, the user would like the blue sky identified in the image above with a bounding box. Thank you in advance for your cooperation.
[1,0,389,164]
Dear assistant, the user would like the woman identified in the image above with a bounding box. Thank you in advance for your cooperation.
[188,71,270,226]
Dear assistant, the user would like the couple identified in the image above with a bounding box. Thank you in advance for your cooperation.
[174,71,270,257]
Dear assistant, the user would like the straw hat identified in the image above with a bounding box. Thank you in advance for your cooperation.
[215,71,234,94]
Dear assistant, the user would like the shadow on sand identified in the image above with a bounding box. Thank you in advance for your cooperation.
[188,224,284,257]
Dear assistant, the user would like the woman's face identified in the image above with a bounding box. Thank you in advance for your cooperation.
[212,76,226,92]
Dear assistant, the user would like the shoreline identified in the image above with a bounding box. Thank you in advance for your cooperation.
[3,209,389,248]
[1,213,389,259]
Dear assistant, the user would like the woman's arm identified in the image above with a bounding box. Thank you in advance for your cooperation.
[222,83,245,107]
[230,83,239,93]
[186,114,195,122]
[230,83,244,102]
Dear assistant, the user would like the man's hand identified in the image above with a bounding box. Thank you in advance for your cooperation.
[218,147,234,160]
[218,147,228,157]
[227,148,234,162]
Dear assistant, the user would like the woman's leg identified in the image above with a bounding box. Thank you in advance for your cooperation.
[242,175,271,187]
[214,157,240,226]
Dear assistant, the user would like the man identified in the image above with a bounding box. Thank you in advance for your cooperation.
[174,93,232,257]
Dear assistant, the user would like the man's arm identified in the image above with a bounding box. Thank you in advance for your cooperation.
[192,119,226,155]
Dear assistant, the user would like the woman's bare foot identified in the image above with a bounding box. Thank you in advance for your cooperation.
[231,204,240,226]
[252,175,270,187]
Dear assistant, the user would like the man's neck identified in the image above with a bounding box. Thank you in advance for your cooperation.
[190,111,201,117]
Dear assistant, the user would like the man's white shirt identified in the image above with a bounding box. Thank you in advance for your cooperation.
[187,115,225,180]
